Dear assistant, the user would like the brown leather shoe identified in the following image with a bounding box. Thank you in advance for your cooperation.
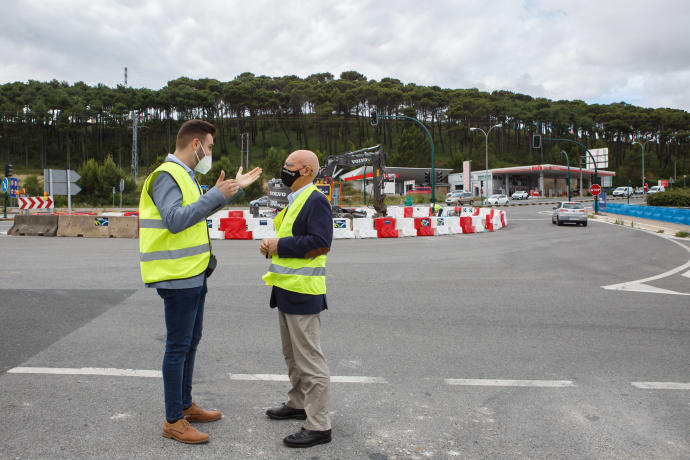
[162,419,209,444]
[183,402,222,423]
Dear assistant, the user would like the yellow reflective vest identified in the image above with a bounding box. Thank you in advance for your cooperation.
[262,184,327,295]
[139,161,210,284]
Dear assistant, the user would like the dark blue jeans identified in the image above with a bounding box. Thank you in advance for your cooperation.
[157,279,207,423]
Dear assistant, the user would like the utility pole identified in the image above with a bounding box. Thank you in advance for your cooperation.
[240,132,249,169]
[125,67,139,180]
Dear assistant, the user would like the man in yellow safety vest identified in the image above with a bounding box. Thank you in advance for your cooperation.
[260,149,334,448]
[139,119,261,444]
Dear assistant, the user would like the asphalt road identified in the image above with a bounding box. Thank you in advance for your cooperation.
[0,204,688,459]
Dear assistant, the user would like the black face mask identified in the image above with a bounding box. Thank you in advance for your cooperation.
[281,166,300,187]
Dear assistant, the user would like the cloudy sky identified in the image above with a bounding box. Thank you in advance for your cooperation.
[2,0,689,111]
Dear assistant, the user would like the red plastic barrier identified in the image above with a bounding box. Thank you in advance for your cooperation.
[228,210,244,218]
[472,208,480,216]
[460,216,474,234]
[485,209,495,231]
[500,211,506,227]
[374,217,398,238]
[123,211,139,217]
[220,217,246,232]
[414,217,434,236]
[404,207,413,218]
[224,229,253,240]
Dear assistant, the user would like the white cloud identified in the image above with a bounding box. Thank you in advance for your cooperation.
[1,0,688,110]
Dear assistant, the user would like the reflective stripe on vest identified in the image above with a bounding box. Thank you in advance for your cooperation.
[139,161,210,284]
[262,184,327,295]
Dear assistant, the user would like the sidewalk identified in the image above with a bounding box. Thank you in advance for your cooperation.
[591,212,690,236]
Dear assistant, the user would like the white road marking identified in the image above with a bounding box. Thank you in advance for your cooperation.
[632,382,690,390]
[7,367,161,378]
[229,373,388,383]
[602,237,690,296]
[444,379,576,388]
[682,270,690,278]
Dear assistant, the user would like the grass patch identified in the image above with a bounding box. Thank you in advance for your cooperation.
[675,231,688,238]
[657,229,664,233]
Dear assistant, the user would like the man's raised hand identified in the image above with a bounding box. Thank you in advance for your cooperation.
[236,166,263,189]
[215,170,240,199]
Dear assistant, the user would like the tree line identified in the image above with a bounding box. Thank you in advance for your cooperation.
[1,71,688,190]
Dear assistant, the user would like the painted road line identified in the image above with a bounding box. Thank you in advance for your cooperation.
[682,270,690,279]
[602,237,690,296]
[229,373,388,384]
[445,379,576,388]
[632,382,690,390]
[7,367,161,378]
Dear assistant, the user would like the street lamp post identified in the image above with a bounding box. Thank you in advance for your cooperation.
[470,123,502,197]
[632,140,649,194]
[560,151,571,201]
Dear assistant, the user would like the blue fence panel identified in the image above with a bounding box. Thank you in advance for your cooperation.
[604,203,690,225]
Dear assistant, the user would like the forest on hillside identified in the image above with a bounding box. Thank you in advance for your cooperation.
[1,71,688,188]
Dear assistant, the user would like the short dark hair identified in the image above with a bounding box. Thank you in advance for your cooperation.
[176,119,216,150]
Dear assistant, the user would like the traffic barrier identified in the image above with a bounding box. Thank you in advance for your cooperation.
[414,217,435,236]
[246,218,276,239]
[431,217,450,235]
[220,217,252,240]
[108,216,139,238]
[485,209,495,231]
[604,203,690,226]
[8,215,59,236]
[412,206,430,218]
[374,217,399,238]
[460,216,474,234]
[403,207,413,218]
[228,210,244,218]
[353,218,377,238]
[123,211,138,217]
[333,218,355,239]
[56,215,137,238]
[396,217,417,237]
[209,229,225,240]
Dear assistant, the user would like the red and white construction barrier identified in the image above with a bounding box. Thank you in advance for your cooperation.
[18,196,54,209]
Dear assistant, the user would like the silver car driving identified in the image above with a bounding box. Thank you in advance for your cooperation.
[552,201,588,226]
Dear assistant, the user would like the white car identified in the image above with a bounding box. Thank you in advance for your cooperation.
[612,186,633,197]
[511,190,529,200]
[552,201,588,226]
[484,194,509,206]
[647,185,665,194]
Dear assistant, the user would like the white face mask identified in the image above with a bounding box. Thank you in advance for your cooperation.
[194,142,212,174]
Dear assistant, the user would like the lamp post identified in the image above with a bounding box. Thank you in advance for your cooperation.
[560,151,571,201]
[470,123,502,197]
[632,140,649,195]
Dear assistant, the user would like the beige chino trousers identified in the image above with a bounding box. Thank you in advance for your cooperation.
[279,311,331,431]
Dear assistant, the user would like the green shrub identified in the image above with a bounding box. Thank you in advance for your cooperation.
[646,189,690,207]
[22,175,43,196]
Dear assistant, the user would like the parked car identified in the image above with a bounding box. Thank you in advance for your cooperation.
[511,190,529,200]
[552,201,588,226]
[634,186,644,194]
[484,194,509,206]
[407,186,432,195]
[445,191,474,206]
[249,195,269,207]
[612,186,633,197]
[647,185,665,194]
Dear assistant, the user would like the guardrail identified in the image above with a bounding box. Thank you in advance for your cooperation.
[604,203,690,226]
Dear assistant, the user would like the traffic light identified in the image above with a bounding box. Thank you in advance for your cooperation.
[370,110,378,126]
[436,171,443,182]
[424,171,430,184]
[531,134,541,149]
[4,164,12,177]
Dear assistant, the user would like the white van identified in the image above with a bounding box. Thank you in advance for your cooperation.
[648,185,665,194]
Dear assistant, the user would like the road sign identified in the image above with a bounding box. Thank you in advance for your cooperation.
[1,177,7,193]
[119,178,125,192]
[18,196,54,209]
[9,178,18,197]
[44,169,81,196]
[589,184,602,196]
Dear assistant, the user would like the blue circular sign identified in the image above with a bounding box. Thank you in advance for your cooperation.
[1,177,8,193]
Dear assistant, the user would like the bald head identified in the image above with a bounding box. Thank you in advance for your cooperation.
[288,149,319,178]
[284,149,320,191]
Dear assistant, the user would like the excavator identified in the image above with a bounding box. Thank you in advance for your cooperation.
[265,145,388,218]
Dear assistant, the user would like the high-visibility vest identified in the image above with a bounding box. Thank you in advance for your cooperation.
[262,184,327,295]
[139,161,210,284]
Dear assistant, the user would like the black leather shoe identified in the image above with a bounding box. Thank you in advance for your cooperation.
[266,403,307,420]
[283,427,332,448]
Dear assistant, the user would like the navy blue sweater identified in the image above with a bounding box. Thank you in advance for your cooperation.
[270,189,333,314]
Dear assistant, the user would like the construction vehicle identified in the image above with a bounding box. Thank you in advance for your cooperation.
[266,145,388,218]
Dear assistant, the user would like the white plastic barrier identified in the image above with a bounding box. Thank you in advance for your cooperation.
[413,206,431,218]
[431,217,451,235]
[472,215,485,232]
[394,218,416,238]
[246,218,276,239]
[209,229,225,240]
[355,207,377,218]
[439,216,462,234]
[386,206,405,219]
[353,218,377,238]
[333,218,355,239]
